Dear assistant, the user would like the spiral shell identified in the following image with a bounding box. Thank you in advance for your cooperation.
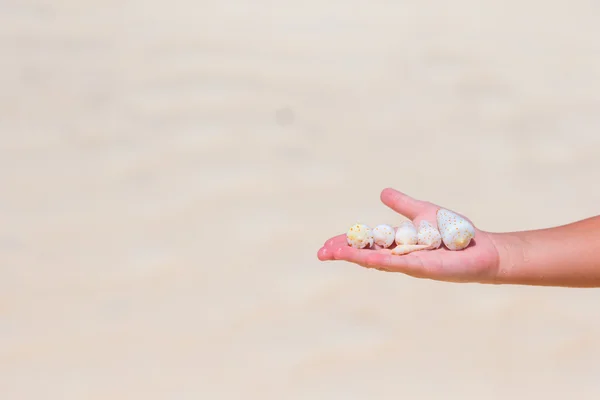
[391,244,429,255]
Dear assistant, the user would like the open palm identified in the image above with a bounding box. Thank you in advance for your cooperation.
[317,188,501,283]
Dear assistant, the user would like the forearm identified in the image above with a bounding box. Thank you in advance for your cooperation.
[490,216,600,287]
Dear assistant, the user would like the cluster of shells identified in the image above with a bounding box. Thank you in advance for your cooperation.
[346,209,475,255]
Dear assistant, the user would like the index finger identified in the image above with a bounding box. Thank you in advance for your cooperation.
[380,188,429,220]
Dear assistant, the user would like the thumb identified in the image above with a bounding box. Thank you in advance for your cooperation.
[380,188,433,220]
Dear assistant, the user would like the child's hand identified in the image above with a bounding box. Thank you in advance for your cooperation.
[317,188,501,284]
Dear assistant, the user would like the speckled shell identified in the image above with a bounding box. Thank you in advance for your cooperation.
[436,209,475,250]
[395,221,418,246]
[372,224,395,248]
[346,223,374,249]
[392,221,442,255]
[417,220,442,249]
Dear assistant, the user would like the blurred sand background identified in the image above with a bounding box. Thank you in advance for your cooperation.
[2,0,600,399]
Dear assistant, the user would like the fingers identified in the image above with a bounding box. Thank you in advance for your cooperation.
[330,245,429,278]
[317,246,335,261]
[318,234,441,280]
[380,188,431,220]
[323,234,346,248]
[317,233,347,260]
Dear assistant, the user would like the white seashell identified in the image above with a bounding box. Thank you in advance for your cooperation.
[392,220,441,255]
[391,244,429,255]
[417,220,442,249]
[346,223,374,249]
[436,209,475,250]
[395,221,418,246]
[372,224,395,248]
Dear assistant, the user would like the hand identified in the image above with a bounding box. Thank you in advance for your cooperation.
[317,188,501,284]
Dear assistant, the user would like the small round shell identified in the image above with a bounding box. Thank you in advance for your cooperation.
[346,223,374,249]
[395,221,418,246]
[372,224,395,248]
[436,209,475,250]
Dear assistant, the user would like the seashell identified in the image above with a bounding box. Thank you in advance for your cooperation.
[394,220,418,246]
[372,224,395,248]
[346,223,374,249]
[417,220,442,249]
[436,208,475,250]
[392,244,429,255]
[392,220,441,255]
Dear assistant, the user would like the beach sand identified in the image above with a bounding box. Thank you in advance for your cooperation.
[2,1,600,398]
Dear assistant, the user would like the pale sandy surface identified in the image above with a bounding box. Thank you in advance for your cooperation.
[2,1,600,399]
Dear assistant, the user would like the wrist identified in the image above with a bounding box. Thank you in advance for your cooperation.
[487,231,531,285]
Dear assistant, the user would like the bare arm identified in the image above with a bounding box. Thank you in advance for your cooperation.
[319,188,600,288]
[491,216,600,287]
